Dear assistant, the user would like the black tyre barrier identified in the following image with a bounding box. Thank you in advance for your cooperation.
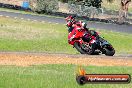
[0,3,31,11]
[103,7,132,17]
[38,11,131,25]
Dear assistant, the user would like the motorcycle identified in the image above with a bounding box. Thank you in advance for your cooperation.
[68,25,115,56]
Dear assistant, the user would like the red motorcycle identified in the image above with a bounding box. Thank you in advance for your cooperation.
[68,22,115,56]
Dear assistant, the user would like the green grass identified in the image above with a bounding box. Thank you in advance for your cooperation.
[0,17,132,54]
[96,29,132,54]
[0,17,76,54]
[0,64,132,88]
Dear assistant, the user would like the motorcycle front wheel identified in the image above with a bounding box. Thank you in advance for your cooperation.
[104,45,115,56]
[74,42,95,55]
[74,42,87,54]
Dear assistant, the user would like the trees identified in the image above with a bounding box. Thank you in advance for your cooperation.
[69,0,131,23]
[75,0,102,8]
[29,0,131,24]
[68,0,103,17]
[106,0,131,24]
[30,0,59,13]
[119,0,131,23]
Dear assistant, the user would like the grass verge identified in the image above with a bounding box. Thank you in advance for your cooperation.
[0,17,132,54]
[0,64,132,88]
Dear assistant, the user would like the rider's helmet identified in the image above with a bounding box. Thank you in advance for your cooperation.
[76,21,87,28]
[76,21,82,27]
[65,15,76,22]
[65,15,76,28]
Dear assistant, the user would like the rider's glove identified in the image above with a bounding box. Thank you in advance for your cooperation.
[69,35,75,41]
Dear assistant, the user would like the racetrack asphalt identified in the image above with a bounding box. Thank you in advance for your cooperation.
[0,11,132,33]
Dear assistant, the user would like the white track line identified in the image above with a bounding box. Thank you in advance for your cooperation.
[14,17,18,19]
[48,22,52,23]
[1,15,61,25]
[27,19,31,21]
[21,18,24,20]
[6,16,10,18]
[41,21,45,23]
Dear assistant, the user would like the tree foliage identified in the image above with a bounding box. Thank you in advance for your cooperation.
[31,0,59,13]
[68,0,103,17]
[84,0,102,8]
[68,0,102,8]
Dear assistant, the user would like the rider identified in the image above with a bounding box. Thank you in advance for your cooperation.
[65,15,92,42]
[65,15,76,33]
